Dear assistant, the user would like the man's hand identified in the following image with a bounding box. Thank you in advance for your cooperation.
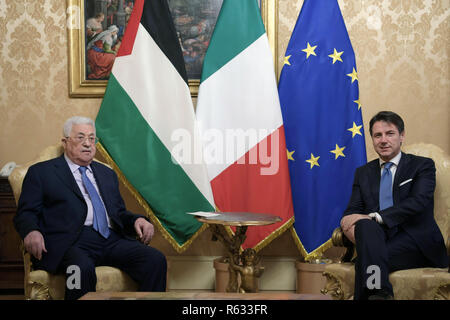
[134,218,154,245]
[24,230,47,260]
[340,214,371,244]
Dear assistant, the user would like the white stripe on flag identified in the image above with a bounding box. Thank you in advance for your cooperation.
[113,24,214,206]
[196,34,283,180]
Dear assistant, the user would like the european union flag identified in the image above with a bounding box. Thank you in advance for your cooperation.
[278,0,367,260]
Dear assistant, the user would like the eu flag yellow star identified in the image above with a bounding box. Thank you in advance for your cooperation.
[284,55,291,66]
[347,68,358,83]
[306,153,320,169]
[302,42,317,59]
[347,122,363,138]
[287,149,295,161]
[330,144,346,159]
[353,98,362,110]
[328,48,343,64]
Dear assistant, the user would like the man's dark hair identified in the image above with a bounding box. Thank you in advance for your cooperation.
[369,111,405,136]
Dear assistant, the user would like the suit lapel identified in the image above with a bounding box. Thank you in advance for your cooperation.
[368,159,381,210]
[53,155,84,200]
[393,152,408,205]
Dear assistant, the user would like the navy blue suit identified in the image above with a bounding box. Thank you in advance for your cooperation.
[344,152,447,299]
[14,155,166,299]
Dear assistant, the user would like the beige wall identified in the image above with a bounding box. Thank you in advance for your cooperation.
[1,0,448,257]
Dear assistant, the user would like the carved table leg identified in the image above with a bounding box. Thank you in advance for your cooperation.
[208,224,248,292]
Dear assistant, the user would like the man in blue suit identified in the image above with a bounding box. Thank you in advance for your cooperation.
[341,111,447,300]
[14,116,167,299]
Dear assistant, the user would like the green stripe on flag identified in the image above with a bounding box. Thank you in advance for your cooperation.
[96,74,213,245]
[200,0,265,82]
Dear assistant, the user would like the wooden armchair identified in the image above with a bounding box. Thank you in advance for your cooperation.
[321,143,450,300]
[8,144,138,299]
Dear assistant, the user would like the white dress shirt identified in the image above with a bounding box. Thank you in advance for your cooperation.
[64,154,112,227]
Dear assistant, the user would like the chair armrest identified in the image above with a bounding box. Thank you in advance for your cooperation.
[21,242,33,298]
[331,227,355,263]
[447,237,449,273]
[332,227,353,247]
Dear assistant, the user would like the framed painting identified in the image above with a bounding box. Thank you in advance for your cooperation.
[67,0,278,98]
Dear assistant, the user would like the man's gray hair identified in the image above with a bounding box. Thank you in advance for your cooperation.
[63,116,96,137]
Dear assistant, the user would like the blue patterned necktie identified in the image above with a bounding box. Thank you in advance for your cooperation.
[79,166,110,238]
[379,162,394,211]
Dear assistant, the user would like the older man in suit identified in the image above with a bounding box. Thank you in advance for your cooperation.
[14,116,167,300]
[341,111,447,300]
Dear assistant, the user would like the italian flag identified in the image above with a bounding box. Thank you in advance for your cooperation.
[196,0,294,250]
[95,0,215,251]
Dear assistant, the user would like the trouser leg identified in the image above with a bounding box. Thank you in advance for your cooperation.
[60,246,97,300]
[354,219,391,300]
[103,231,167,292]
[59,226,105,300]
[387,230,430,272]
[354,219,431,300]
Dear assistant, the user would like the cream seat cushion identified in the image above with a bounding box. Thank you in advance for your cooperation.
[28,266,138,300]
[324,263,449,300]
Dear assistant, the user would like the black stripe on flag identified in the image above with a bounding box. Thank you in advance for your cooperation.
[140,0,188,84]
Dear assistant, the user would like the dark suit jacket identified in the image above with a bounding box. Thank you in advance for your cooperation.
[14,155,147,273]
[344,152,447,268]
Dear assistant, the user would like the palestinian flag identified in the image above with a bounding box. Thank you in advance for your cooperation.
[95,0,215,251]
[196,0,294,250]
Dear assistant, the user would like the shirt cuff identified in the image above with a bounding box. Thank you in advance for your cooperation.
[368,212,383,224]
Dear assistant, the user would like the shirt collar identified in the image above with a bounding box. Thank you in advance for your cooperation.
[64,153,92,174]
[379,151,402,168]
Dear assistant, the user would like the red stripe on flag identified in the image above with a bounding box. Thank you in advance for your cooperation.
[211,126,294,249]
[116,0,145,57]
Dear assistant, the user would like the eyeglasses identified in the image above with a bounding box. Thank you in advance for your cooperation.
[66,136,99,144]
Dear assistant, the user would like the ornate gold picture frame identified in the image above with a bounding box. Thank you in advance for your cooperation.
[67,0,278,98]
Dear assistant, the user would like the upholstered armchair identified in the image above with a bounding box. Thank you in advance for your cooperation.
[8,144,138,299]
[321,143,450,300]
